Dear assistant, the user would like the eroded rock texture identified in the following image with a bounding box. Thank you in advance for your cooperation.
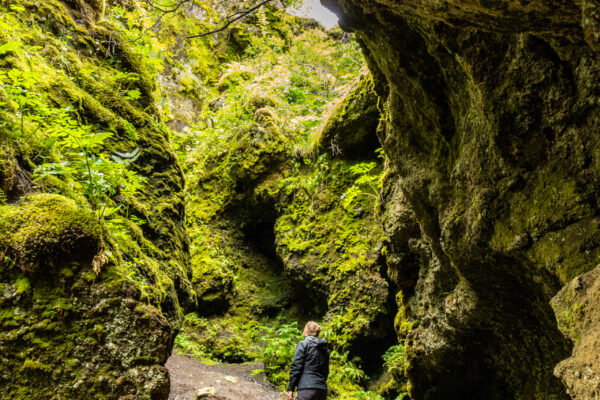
[552,265,600,400]
[322,0,600,398]
[0,1,192,398]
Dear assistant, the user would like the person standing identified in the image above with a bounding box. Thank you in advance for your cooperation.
[287,321,330,400]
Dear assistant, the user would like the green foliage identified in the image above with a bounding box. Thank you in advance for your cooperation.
[107,5,166,74]
[340,156,384,214]
[382,344,405,375]
[174,314,262,363]
[353,392,385,400]
[0,41,20,55]
[125,89,142,101]
[174,331,211,362]
[33,109,144,221]
[0,68,45,138]
[261,320,303,387]
[0,66,145,222]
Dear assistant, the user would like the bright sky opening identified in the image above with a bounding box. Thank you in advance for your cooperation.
[289,0,339,29]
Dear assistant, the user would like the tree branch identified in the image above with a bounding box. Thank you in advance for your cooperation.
[187,0,274,39]
[144,0,191,32]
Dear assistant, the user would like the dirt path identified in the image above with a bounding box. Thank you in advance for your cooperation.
[166,352,287,400]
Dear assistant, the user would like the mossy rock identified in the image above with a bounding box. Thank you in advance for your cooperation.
[0,194,102,275]
[317,71,381,159]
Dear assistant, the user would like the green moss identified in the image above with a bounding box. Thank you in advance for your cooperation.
[530,217,600,283]
[316,71,379,158]
[489,171,598,283]
[21,359,52,373]
[0,194,103,274]
[394,291,414,337]
[14,278,30,294]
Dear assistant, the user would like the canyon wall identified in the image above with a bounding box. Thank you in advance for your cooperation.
[321,0,600,398]
[0,1,193,398]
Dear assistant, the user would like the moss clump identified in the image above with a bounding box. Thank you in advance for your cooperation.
[21,359,52,373]
[0,194,102,275]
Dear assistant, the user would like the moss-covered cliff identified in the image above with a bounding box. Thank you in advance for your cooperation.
[321,0,600,398]
[0,1,193,398]
[6,0,598,398]
[166,7,399,396]
[1,1,392,397]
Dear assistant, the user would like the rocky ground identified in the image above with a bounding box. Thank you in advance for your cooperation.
[167,353,286,400]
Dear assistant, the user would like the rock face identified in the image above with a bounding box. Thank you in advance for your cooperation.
[317,70,381,159]
[552,265,600,400]
[0,1,193,398]
[322,0,600,398]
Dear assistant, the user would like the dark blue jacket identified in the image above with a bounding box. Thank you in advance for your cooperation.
[287,335,330,392]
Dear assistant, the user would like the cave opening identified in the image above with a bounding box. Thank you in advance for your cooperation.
[235,200,330,321]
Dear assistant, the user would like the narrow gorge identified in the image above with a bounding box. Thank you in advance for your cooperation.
[0,1,599,400]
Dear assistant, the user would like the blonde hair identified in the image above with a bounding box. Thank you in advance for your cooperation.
[304,321,321,337]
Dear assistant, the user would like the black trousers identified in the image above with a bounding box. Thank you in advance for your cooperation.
[297,389,327,400]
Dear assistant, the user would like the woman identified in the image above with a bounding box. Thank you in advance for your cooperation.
[287,321,330,400]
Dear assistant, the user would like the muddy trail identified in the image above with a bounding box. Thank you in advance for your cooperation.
[167,352,286,400]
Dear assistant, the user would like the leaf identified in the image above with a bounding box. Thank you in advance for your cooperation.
[103,205,122,218]
[125,89,141,100]
[7,68,22,84]
[9,4,26,13]
[0,42,21,55]
[114,147,140,159]
[84,131,113,149]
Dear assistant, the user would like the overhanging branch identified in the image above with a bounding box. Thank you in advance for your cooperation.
[187,0,274,39]
[143,0,191,31]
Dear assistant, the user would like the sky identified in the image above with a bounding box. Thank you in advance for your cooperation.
[289,0,339,29]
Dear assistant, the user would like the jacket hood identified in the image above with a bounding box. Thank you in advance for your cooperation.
[306,335,329,351]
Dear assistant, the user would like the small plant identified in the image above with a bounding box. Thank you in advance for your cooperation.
[174,332,208,360]
[34,113,144,221]
[261,320,303,387]
[353,391,384,400]
[0,67,145,223]
[33,111,143,222]
[0,68,45,138]
[382,344,405,375]
[330,350,365,384]
[382,344,409,400]
[124,88,142,101]
[340,156,384,214]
